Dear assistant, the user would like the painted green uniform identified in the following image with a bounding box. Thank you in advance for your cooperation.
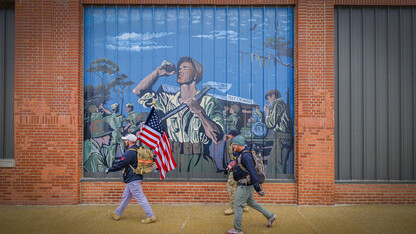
[126,111,139,133]
[223,112,240,134]
[105,113,127,167]
[265,98,293,174]
[139,90,224,174]
[90,112,105,122]
[83,139,107,173]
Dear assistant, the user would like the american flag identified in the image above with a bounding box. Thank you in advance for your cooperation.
[138,107,176,180]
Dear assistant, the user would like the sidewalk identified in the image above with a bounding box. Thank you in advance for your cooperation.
[1,204,415,233]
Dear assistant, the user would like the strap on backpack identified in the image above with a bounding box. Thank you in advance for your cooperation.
[237,150,252,184]
[127,147,140,173]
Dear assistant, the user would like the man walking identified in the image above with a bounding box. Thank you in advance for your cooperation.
[227,135,277,234]
[224,129,249,215]
[107,134,156,224]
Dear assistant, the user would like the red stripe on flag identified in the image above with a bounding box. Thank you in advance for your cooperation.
[137,108,176,180]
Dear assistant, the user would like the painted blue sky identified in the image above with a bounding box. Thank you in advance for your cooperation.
[84,6,294,118]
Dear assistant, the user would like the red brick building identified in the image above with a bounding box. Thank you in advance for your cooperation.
[1,0,415,205]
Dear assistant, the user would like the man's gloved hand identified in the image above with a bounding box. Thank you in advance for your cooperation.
[257,190,265,196]
[105,168,109,174]
[227,161,236,171]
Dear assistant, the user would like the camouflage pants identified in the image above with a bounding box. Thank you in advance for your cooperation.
[227,172,237,207]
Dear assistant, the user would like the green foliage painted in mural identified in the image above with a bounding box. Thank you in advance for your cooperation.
[108,73,135,115]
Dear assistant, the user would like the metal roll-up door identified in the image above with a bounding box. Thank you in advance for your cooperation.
[335,7,416,181]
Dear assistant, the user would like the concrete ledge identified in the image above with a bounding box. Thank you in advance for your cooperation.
[0,159,15,167]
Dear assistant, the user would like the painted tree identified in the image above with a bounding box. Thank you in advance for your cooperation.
[240,18,294,68]
[86,58,120,92]
[108,73,135,115]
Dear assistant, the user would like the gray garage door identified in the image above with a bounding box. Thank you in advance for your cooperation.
[335,7,416,181]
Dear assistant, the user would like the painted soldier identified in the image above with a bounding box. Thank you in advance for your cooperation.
[133,57,224,173]
[83,119,113,172]
[105,103,127,167]
[124,103,139,133]
[263,89,293,174]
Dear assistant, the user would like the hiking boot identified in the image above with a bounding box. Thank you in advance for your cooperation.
[108,210,120,221]
[141,216,156,224]
[243,207,249,212]
[226,227,243,234]
[267,214,277,228]
[224,208,234,215]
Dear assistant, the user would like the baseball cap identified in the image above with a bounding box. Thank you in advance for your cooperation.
[232,135,245,146]
[121,134,137,142]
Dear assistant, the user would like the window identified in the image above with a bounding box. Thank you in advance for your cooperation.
[83,5,295,180]
[0,5,14,167]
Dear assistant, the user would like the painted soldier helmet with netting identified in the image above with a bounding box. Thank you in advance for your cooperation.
[89,119,113,138]
[88,104,98,113]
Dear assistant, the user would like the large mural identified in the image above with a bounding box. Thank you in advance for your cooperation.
[83,6,294,180]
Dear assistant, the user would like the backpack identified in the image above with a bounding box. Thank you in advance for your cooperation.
[128,146,154,175]
[237,149,266,184]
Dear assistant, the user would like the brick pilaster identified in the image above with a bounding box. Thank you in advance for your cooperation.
[295,0,335,205]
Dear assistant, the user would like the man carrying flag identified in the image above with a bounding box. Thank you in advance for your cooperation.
[106,133,156,224]
[139,107,177,180]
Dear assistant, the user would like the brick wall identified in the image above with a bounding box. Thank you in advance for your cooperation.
[0,0,83,205]
[336,184,416,204]
[1,0,415,205]
[81,182,297,204]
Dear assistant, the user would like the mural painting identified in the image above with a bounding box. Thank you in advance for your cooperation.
[83,6,294,180]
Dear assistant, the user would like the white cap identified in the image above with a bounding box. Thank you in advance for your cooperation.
[121,134,137,142]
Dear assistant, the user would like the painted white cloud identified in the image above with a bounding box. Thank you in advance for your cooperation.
[107,32,175,52]
[193,30,247,42]
[107,44,173,52]
[115,32,174,41]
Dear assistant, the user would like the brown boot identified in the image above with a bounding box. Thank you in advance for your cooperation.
[108,210,120,221]
[141,216,156,224]
[224,208,234,215]
[243,206,249,212]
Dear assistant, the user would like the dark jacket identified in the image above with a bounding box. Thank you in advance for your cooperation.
[108,145,143,183]
[232,146,261,192]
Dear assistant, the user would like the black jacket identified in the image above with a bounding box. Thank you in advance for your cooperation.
[232,146,261,192]
[108,145,143,183]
